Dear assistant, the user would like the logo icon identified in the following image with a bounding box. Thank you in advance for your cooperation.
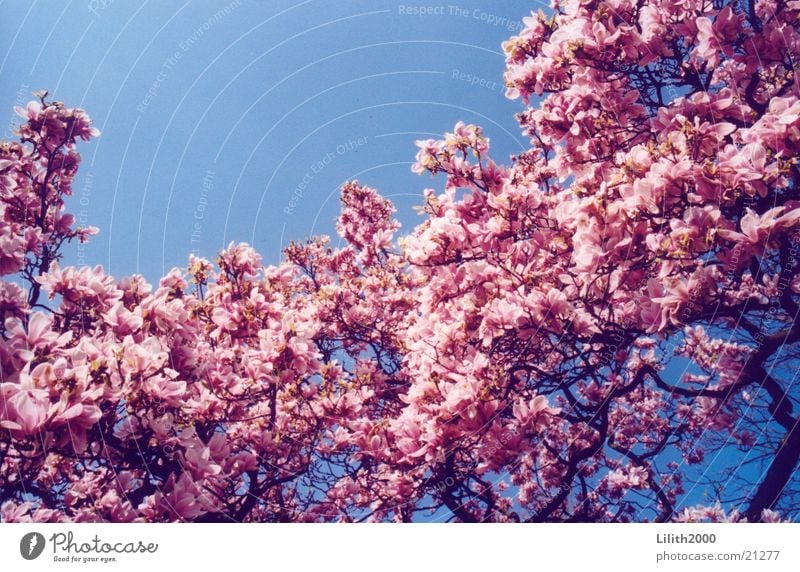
[20,532,45,560]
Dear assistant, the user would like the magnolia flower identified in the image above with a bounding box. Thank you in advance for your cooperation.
[0,384,50,436]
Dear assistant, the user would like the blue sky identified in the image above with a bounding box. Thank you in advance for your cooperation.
[0,0,541,279]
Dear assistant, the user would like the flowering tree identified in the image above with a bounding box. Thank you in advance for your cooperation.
[2,0,800,522]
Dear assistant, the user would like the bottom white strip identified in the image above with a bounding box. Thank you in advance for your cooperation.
[1,523,799,571]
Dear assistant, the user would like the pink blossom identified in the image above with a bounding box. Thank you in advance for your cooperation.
[1,6,799,522]
[0,383,49,435]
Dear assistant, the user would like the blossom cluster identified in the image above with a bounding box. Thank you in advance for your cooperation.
[3,0,800,522]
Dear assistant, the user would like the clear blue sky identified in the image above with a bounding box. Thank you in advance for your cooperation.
[0,0,541,278]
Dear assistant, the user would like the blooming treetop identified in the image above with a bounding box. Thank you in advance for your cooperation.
[2,0,800,522]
